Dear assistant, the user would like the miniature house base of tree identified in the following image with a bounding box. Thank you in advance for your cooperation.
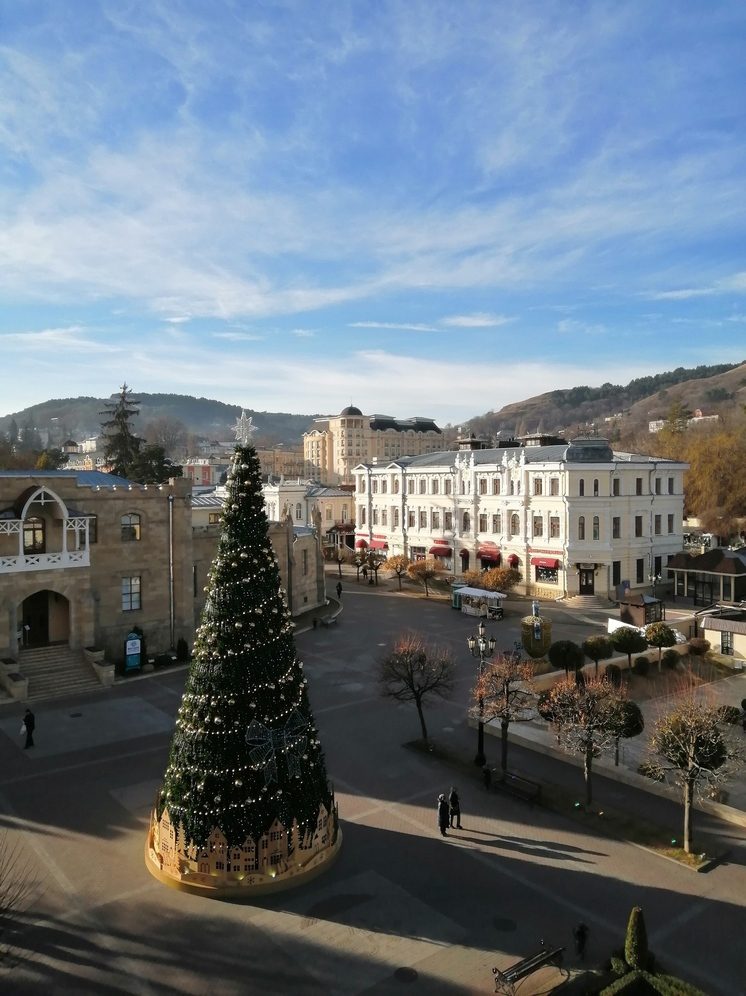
[145,799,342,898]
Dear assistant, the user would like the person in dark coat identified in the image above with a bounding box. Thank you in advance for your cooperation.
[482,765,492,790]
[23,708,35,749]
[335,581,342,600]
[448,786,462,828]
[437,794,449,836]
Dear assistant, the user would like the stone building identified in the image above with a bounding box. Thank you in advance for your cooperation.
[353,438,688,601]
[0,468,326,696]
[303,405,442,485]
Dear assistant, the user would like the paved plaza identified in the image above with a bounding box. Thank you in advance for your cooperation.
[1,574,745,995]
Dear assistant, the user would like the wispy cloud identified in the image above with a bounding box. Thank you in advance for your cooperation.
[557,319,606,336]
[211,331,265,342]
[0,325,119,352]
[646,271,746,301]
[440,313,514,328]
[349,321,439,332]
[292,328,315,338]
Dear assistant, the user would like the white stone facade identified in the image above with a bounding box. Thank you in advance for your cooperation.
[353,439,687,599]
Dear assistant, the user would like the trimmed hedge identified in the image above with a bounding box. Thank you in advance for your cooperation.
[632,655,650,676]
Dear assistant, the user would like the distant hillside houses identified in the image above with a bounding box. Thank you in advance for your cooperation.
[648,409,719,433]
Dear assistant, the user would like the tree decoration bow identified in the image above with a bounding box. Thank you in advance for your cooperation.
[245,710,308,785]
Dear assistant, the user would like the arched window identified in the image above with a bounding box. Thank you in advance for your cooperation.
[578,516,585,541]
[593,478,599,497]
[593,515,600,540]
[393,478,400,494]
[462,511,471,532]
[121,513,141,542]
[510,513,520,536]
[295,503,302,520]
[579,479,585,497]
[23,516,45,553]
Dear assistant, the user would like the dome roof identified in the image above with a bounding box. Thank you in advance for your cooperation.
[340,405,363,417]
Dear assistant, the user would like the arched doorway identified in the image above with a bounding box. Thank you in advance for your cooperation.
[21,590,70,647]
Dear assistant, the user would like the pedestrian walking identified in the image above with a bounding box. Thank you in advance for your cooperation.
[482,765,492,790]
[22,708,35,749]
[361,565,368,581]
[335,581,342,600]
[448,786,462,828]
[437,793,449,836]
[573,922,588,960]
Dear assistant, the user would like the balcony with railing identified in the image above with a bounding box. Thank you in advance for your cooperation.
[0,516,91,573]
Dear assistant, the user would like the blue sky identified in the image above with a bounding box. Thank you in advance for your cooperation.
[1,1,745,425]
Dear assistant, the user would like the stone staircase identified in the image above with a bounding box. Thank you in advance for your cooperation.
[17,645,102,701]
[560,594,617,610]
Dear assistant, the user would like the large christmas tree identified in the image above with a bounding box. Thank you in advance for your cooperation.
[146,412,340,895]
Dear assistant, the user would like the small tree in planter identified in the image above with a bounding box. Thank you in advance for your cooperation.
[624,905,651,971]
[520,615,552,658]
[687,637,711,675]
[548,639,585,678]
[645,622,677,673]
[610,626,648,672]
[608,699,644,766]
[379,633,455,746]
[582,634,614,677]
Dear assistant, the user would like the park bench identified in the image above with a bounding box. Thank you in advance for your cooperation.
[493,943,564,994]
[495,772,541,805]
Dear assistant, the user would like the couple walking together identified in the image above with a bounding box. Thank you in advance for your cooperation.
[437,787,461,836]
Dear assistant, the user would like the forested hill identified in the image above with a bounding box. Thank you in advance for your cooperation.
[0,394,317,446]
[464,362,746,438]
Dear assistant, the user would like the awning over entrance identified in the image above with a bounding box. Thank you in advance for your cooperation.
[507,553,520,567]
[370,539,388,550]
[429,544,452,557]
[531,556,560,569]
[478,544,500,563]
[355,538,368,549]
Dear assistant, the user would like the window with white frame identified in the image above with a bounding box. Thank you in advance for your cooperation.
[510,512,520,536]
[432,510,440,530]
[419,510,427,528]
[372,509,379,525]
[444,479,452,495]
[408,509,416,527]
[612,516,620,539]
[479,513,488,532]
[431,478,439,494]
[492,513,502,533]
[393,508,400,528]
[654,514,661,535]
[121,513,141,542]
[444,511,453,530]
[593,479,599,497]
[578,515,585,541]
[533,514,543,537]
[462,511,471,532]
[381,508,388,526]
[533,478,542,496]
[419,479,426,494]
[479,478,488,495]
[592,515,599,540]
[372,480,378,493]
[493,478,501,495]
[550,515,560,538]
[359,507,366,525]
[635,515,643,537]
[381,480,387,494]
[667,513,674,534]
[550,478,559,496]
[407,478,415,494]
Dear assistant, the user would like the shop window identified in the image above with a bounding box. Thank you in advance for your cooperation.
[121,513,141,542]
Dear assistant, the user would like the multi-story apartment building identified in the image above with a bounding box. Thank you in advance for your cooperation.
[353,438,687,600]
[304,405,443,484]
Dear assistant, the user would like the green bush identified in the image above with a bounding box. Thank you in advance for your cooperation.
[662,649,680,670]
[632,655,650,676]
[605,663,623,687]
[625,906,649,971]
[688,637,710,657]
[600,972,705,995]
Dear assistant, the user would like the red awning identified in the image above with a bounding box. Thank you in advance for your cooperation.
[531,556,560,569]
[429,544,452,557]
[355,538,368,549]
[507,554,520,567]
[370,539,389,550]
[478,544,501,563]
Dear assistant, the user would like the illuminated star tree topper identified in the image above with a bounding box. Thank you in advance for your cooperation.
[233,410,258,445]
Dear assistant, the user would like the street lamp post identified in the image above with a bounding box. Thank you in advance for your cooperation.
[467,619,497,767]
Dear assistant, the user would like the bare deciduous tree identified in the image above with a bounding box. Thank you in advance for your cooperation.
[648,681,741,853]
[547,675,622,808]
[384,554,410,591]
[0,831,36,965]
[379,633,455,745]
[474,654,536,773]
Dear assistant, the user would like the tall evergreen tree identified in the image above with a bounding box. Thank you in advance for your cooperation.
[147,412,339,891]
[100,384,142,476]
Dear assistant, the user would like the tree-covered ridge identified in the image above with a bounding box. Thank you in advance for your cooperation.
[550,363,740,409]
